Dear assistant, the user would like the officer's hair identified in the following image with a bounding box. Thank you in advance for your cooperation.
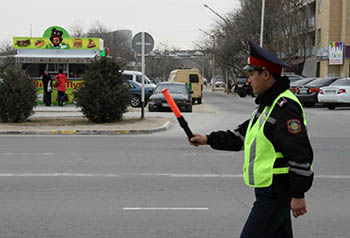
[271,73,282,80]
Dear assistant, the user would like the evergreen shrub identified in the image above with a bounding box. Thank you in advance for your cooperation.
[74,58,130,123]
[0,66,37,122]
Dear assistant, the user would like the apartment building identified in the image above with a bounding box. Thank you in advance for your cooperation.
[315,0,350,77]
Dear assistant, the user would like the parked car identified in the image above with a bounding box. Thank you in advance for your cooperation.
[148,82,192,112]
[122,70,156,89]
[215,78,224,88]
[282,72,306,84]
[290,77,317,94]
[234,76,254,97]
[127,80,154,108]
[318,77,350,110]
[295,77,341,107]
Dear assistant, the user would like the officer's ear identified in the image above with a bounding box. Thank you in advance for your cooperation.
[260,69,270,81]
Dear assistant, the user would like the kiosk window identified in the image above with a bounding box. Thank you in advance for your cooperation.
[189,74,199,83]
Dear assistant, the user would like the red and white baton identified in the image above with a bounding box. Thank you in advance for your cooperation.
[161,88,194,140]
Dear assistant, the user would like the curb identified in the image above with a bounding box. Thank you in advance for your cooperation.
[0,120,172,136]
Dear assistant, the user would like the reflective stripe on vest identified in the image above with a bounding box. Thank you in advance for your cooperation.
[244,90,306,188]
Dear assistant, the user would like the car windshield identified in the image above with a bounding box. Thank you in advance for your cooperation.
[305,77,336,87]
[236,77,247,84]
[290,78,315,87]
[329,78,350,86]
[155,84,187,94]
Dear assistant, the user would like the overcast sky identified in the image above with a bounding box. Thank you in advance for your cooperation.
[0,0,240,50]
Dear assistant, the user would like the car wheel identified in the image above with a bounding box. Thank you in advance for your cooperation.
[130,95,141,107]
[327,104,336,110]
[197,97,202,104]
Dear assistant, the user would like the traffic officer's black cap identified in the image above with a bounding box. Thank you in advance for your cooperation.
[243,39,290,74]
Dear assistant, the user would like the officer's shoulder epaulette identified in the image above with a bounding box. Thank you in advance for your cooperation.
[276,97,288,108]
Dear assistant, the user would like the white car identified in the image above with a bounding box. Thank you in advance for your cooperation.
[121,70,156,89]
[318,77,350,110]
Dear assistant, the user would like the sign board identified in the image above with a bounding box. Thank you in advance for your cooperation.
[13,26,100,50]
[329,41,343,65]
[132,32,154,54]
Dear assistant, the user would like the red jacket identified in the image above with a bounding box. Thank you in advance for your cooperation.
[55,73,67,91]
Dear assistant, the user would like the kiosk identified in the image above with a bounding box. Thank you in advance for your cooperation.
[13,26,104,104]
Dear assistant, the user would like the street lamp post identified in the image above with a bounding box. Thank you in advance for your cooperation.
[203,4,228,25]
[260,0,265,47]
[199,29,216,92]
[203,4,230,94]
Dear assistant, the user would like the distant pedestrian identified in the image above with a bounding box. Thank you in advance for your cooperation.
[55,69,67,106]
[42,69,52,106]
[190,39,314,237]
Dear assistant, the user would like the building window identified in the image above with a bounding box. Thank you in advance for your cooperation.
[319,0,322,13]
[317,28,321,45]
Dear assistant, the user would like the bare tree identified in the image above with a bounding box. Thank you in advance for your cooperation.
[69,21,85,37]
[0,40,14,54]
[200,0,311,76]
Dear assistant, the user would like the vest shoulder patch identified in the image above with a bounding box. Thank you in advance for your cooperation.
[287,119,302,134]
[277,97,288,108]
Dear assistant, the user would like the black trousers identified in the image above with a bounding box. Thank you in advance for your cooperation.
[57,91,65,106]
[240,176,293,238]
[43,91,52,106]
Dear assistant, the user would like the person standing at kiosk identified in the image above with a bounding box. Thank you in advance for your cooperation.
[55,69,67,106]
[42,69,52,106]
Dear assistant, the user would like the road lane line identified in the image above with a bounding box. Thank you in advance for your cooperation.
[123,207,209,211]
[2,153,54,156]
[183,153,233,156]
[0,173,348,179]
[0,173,120,177]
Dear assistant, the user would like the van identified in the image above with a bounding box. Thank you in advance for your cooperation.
[168,69,203,104]
[122,70,156,89]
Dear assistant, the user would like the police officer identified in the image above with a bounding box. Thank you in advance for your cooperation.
[190,39,314,237]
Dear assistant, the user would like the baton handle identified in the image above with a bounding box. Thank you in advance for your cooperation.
[177,116,194,139]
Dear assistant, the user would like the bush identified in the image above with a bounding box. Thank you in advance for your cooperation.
[74,58,130,123]
[0,66,37,122]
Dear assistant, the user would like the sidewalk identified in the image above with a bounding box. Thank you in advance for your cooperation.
[0,105,173,135]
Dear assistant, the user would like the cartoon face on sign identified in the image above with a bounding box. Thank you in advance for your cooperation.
[49,28,63,47]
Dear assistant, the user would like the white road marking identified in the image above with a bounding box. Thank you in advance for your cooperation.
[2,153,54,156]
[0,173,348,179]
[123,207,208,211]
[315,175,350,179]
[0,173,120,177]
[183,153,233,156]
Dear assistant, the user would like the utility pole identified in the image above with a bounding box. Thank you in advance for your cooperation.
[199,28,216,92]
[203,4,230,94]
[260,0,265,47]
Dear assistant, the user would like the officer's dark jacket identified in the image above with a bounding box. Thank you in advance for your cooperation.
[206,76,313,198]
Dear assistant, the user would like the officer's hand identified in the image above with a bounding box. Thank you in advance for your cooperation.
[291,198,307,218]
[190,134,207,146]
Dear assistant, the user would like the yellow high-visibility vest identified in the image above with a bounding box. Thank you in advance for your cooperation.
[243,90,307,187]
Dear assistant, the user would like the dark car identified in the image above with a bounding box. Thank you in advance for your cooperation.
[282,72,306,84]
[234,76,254,97]
[148,82,192,112]
[295,77,341,107]
[290,77,317,94]
[127,80,154,107]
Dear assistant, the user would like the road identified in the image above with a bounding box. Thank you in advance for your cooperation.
[0,89,349,238]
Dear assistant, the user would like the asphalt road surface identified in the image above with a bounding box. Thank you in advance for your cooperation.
[0,89,349,238]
